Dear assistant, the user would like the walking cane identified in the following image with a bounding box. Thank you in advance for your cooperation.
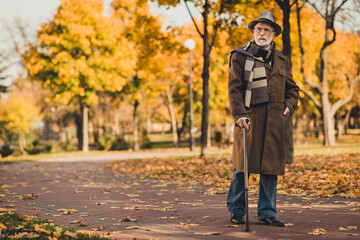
[243,119,250,232]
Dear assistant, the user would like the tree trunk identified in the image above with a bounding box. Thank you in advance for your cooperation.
[146,112,152,135]
[276,0,292,60]
[82,104,89,153]
[166,87,178,147]
[276,0,294,163]
[320,28,335,146]
[294,115,299,144]
[200,2,210,159]
[177,103,188,143]
[75,107,83,150]
[18,130,26,155]
[114,110,121,136]
[337,107,352,138]
[133,100,139,151]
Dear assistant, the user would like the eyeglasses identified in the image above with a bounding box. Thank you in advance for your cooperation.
[253,27,274,35]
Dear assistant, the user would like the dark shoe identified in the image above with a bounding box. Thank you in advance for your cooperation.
[231,214,245,224]
[258,217,284,227]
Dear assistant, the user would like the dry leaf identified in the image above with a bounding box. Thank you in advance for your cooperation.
[64,231,78,238]
[70,220,81,224]
[339,226,358,231]
[120,216,137,222]
[126,226,139,230]
[194,232,219,236]
[125,194,139,197]
[57,209,78,214]
[20,194,38,200]
[308,228,327,235]
[344,233,359,236]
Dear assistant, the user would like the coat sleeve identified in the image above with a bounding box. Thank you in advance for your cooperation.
[228,51,248,123]
[284,56,300,115]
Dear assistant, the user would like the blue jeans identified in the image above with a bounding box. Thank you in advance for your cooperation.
[227,169,278,221]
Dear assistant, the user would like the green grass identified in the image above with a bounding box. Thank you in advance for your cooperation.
[0,212,108,239]
[294,134,360,155]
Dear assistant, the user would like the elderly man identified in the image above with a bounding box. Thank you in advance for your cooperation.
[227,11,299,227]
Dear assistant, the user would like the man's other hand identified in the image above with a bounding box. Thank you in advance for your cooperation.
[283,107,290,116]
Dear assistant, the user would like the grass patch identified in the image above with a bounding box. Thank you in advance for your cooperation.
[0,211,108,239]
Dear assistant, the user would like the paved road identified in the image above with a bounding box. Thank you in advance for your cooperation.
[1,154,359,239]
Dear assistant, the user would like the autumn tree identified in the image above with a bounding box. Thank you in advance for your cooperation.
[297,0,360,146]
[111,0,173,150]
[0,50,12,94]
[151,0,244,158]
[0,77,41,154]
[24,0,135,152]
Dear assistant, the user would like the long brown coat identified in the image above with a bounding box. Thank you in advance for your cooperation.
[228,47,299,175]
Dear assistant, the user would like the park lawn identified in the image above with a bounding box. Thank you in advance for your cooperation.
[0,211,107,239]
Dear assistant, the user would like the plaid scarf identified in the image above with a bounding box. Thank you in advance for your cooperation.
[231,40,275,107]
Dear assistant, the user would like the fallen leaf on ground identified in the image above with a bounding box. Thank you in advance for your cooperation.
[20,194,38,200]
[123,206,140,210]
[126,194,139,197]
[225,225,238,227]
[69,220,81,224]
[0,208,15,212]
[308,228,327,235]
[64,231,77,238]
[285,223,295,226]
[194,232,219,236]
[174,223,199,229]
[345,233,359,236]
[126,226,139,230]
[120,216,137,222]
[57,209,78,214]
[339,226,358,231]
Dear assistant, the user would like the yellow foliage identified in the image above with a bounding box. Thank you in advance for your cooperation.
[24,0,135,106]
[0,90,41,133]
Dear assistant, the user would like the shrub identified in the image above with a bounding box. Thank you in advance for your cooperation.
[0,145,14,157]
[110,136,130,151]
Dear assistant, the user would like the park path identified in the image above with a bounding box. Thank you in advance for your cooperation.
[40,148,198,162]
[0,151,359,239]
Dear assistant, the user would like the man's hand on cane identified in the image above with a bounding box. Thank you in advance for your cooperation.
[236,117,250,131]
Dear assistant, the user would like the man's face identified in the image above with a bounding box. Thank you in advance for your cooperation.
[253,22,276,47]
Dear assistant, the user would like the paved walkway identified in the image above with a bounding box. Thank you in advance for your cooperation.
[0,153,359,239]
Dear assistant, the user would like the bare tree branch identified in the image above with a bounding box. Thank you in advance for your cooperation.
[301,88,322,110]
[334,0,349,15]
[209,0,224,52]
[307,2,325,18]
[330,74,360,116]
[184,0,204,38]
